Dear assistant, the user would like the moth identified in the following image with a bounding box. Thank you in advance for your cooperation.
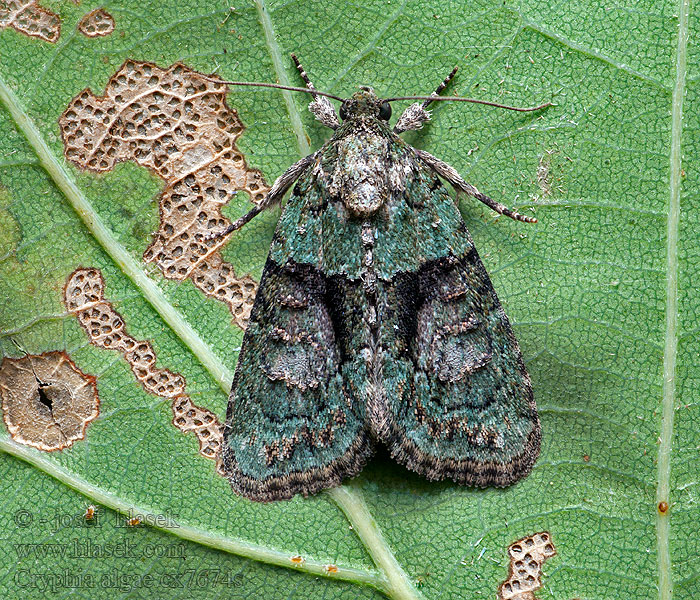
[212,56,548,502]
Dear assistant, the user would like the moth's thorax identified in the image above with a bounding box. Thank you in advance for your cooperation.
[328,117,410,217]
[341,87,382,119]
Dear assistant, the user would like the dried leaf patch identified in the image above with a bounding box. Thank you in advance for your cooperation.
[77,8,114,37]
[0,0,60,42]
[64,267,224,464]
[0,351,99,451]
[499,532,556,600]
[59,60,269,328]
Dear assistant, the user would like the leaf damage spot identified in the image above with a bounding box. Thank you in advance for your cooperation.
[536,152,554,199]
[64,268,225,467]
[0,0,60,42]
[171,395,222,463]
[0,351,99,451]
[64,268,186,398]
[532,148,569,202]
[77,8,114,37]
[499,532,556,600]
[59,60,270,328]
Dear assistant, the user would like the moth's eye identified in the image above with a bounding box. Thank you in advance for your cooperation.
[379,101,392,121]
[339,101,350,120]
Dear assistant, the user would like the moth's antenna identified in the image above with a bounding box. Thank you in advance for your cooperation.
[385,94,553,112]
[201,76,345,102]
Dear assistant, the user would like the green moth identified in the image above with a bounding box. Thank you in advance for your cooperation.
[214,56,548,502]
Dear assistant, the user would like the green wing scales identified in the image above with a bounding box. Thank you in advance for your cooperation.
[222,90,539,501]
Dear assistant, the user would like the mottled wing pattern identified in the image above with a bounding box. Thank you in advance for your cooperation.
[221,256,372,502]
[374,163,540,487]
[223,114,538,499]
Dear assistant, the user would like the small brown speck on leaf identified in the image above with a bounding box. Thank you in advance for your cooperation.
[77,8,114,37]
[59,60,270,328]
[499,532,556,600]
[0,0,60,42]
[0,351,99,451]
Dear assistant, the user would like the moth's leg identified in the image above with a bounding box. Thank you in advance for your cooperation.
[291,53,318,91]
[207,152,317,241]
[420,66,459,109]
[291,53,340,130]
[394,67,457,134]
[414,148,537,223]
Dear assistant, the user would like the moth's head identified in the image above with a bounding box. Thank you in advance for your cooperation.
[339,86,392,121]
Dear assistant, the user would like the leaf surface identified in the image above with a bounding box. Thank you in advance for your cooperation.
[0,1,697,598]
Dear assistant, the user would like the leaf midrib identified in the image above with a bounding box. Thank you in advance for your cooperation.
[656,1,689,599]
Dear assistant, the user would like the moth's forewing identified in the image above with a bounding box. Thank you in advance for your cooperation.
[221,199,373,502]
[373,170,540,485]
[223,97,539,501]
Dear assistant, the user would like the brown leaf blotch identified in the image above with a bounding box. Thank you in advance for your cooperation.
[59,60,270,328]
[63,268,186,398]
[0,0,60,42]
[63,267,224,465]
[0,351,99,451]
[77,8,114,37]
[499,532,556,600]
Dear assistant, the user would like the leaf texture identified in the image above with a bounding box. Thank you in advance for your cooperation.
[0,1,697,598]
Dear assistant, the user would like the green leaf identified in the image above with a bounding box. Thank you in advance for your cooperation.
[0,1,696,599]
